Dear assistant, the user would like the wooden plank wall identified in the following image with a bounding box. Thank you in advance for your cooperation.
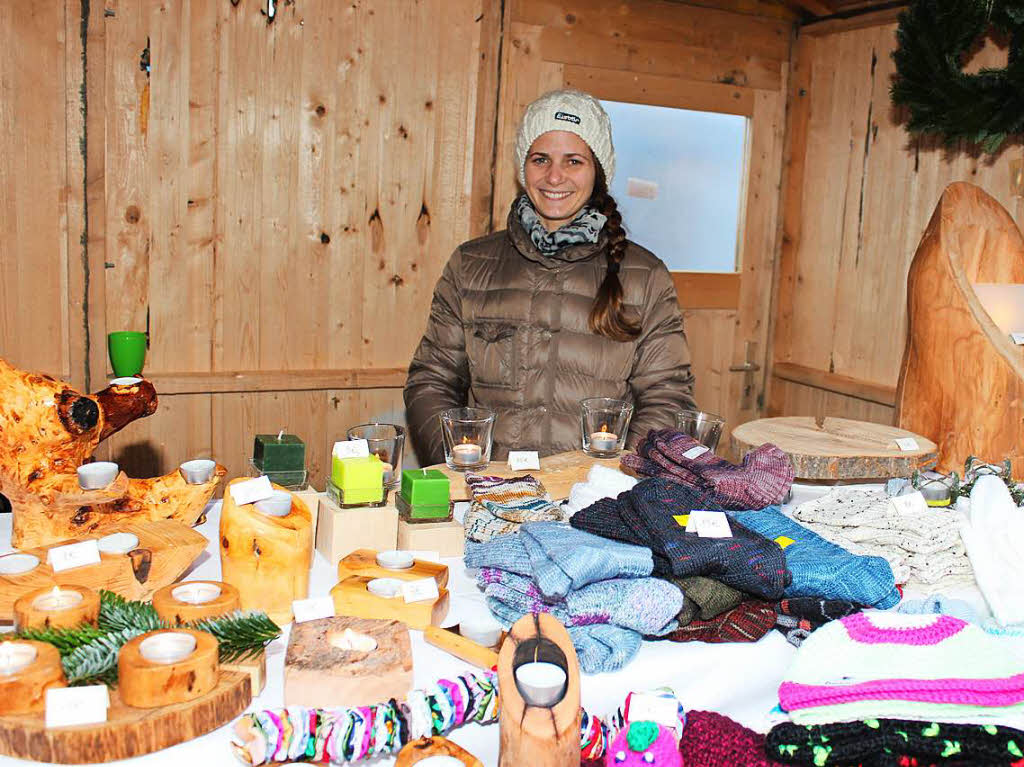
[768,21,1024,423]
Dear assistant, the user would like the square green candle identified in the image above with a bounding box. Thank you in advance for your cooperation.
[253,433,306,472]
[331,454,385,504]
[400,469,450,506]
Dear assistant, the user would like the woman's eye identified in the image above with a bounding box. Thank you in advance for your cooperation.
[531,156,547,164]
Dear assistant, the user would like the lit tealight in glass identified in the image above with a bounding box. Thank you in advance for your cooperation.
[97,532,139,555]
[0,643,37,676]
[171,582,222,605]
[32,586,84,612]
[139,632,197,665]
[589,425,618,453]
[451,440,482,466]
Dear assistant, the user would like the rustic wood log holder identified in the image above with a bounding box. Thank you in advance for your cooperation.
[396,736,484,767]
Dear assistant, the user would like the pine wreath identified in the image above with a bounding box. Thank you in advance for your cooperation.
[891,0,1024,153]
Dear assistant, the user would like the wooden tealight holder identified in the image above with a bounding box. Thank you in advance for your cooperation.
[118,629,218,709]
[330,575,449,630]
[337,548,449,587]
[497,613,581,767]
[0,641,66,715]
[220,479,312,625]
[397,519,466,557]
[315,494,398,567]
[284,616,412,708]
[14,585,99,630]
[396,736,483,767]
[152,580,241,624]
[423,625,502,670]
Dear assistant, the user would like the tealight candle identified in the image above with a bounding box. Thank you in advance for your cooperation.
[514,661,567,707]
[589,428,618,453]
[32,587,84,612]
[416,758,465,767]
[179,458,216,485]
[376,550,415,570]
[0,553,40,575]
[97,532,139,555]
[109,376,143,386]
[327,627,378,652]
[451,442,482,466]
[138,632,197,665]
[172,582,222,605]
[254,490,292,517]
[366,577,404,598]
[460,613,503,647]
[77,461,119,490]
[15,585,100,630]
[0,643,37,676]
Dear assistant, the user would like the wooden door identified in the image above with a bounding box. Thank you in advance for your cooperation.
[492,0,789,441]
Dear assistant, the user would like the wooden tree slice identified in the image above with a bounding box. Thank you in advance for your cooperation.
[425,450,621,501]
[0,670,251,764]
[731,417,937,480]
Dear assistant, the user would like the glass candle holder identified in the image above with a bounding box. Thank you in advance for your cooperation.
[674,409,726,452]
[580,398,633,458]
[440,407,495,472]
[346,423,406,490]
[912,469,958,507]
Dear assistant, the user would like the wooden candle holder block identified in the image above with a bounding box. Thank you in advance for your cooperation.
[118,629,219,709]
[222,649,267,696]
[14,585,100,630]
[0,520,207,621]
[315,494,398,566]
[397,736,484,767]
[397,519,466,558]
[498,613,581,767]
[337,548,449,588]
[423,625,502,670]
[220,479,313,626]
[293,488,324,548]
[152,580,241,624]
[284,616,412,708]
[330,575,449,630]
[0,641,66,715]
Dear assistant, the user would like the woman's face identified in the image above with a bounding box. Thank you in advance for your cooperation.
[523,130,597,232]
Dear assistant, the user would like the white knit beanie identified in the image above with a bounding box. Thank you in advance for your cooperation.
[514,89,615,187]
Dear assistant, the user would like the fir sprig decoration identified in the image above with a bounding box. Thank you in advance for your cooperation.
[98,590,163,633]
[8,624,107,656]
[63,628,147,686]
[188,611,282,664]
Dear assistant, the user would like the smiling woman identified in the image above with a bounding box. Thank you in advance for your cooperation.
[403,89,697,464]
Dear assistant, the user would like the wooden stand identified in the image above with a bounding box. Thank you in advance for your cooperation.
[152,580,241,624]
[118,629,219,708]
[397,737,483,767]
[0,520,208,621]
[284,616,412,708]
[397,519,466,557]
[220,479,313,625]
[897,182,1024,475]
[423,625,502,670]
[222,650,267,696]
[315,495,398,566]
[497,613,581,767]
[0,671,250,763]
[330,575,449,630]
[731,417,937,480]
[14,585,100,630]
[0,641,66,714]
[337,548,449,588]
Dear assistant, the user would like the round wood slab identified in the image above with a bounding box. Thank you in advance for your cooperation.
[731,417,938,480]
[0,670,251,763]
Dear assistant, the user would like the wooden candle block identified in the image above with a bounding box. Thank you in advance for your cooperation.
[330,576,449,630]
[222,649,267,695]
[284,616,412,708]
[220,479,313,625]
[14,585,99,630]
[0,641,66,715]
[396,736,483,767]
[152,580,241,624]
[0,520,208,622]
[423,625,502,670]
[337,548,449,588]
[118,629,219,709]
[316,494,398,567]
[498,613,581,767]
[397,519,466,558]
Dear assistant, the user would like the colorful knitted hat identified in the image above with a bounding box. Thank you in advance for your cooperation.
[677,710,786,767]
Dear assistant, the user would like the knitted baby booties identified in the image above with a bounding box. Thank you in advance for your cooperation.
[606,721,682,766]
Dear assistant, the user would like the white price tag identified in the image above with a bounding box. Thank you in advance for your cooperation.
[682,445,710,460]
[402,577,440,603]
[695,511,733,538]
[333,439,370,459]
[507,451,541,471]
[894,437,920,452]
[46,685,109,728]
[1011,332,1024,345]
[627,692,681,731]
[46,539,101,572]
[888,491,929,516]
[229,476,274,506]
[292,596,336,623]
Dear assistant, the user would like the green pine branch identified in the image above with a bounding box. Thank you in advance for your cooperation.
[98,590,164,632]
[189,611,282,664]
[63,627,147,686]
[8,624,107,656]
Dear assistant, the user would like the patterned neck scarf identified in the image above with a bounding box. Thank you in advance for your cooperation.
[514,194,607,255]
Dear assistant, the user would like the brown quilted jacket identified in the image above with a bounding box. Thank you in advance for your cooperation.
[404,209,696,465]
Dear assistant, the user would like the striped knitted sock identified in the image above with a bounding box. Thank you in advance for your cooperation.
[463,473,565,543]
[658,600,776,643]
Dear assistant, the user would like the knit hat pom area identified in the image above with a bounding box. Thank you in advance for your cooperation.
[514,88,616,187]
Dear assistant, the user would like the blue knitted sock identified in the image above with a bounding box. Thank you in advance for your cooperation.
[463,533,533,577]
[568,624,642,673]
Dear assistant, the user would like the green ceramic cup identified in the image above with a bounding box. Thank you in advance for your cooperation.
[107,331,147,377]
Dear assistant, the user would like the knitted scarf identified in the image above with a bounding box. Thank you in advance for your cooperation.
[514,194,606,254]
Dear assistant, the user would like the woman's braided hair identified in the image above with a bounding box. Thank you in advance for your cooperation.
[588,163,641,341]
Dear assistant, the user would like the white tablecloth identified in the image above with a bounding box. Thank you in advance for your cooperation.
[0,484,992,766]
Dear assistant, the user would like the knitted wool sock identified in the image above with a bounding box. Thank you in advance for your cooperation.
[477,568,682,635]
[677,710,786,767]
[570,479,790,599]
[463,473,565,543]
[568,624,642,674]
[659,600,776,643]
[765,719,1024,766]
[671,576,746,621]
[773,598,863,647]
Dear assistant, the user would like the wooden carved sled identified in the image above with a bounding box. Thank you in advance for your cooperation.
[896,182,1024,475]
[0,358,225,549]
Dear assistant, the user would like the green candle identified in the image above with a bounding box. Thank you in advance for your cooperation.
[398,469,452,521]
[330,454,385,505]
[253,433,305,472]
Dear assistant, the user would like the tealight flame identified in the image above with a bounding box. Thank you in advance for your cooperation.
[461,436,472,444]
[599,423,609,434]
[48,586,61,599]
